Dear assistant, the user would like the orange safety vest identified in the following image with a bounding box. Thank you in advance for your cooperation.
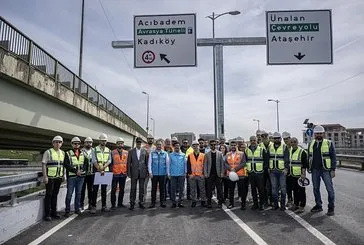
[226,152,247,177]
[112,149,128,174]
[189,152,204,176]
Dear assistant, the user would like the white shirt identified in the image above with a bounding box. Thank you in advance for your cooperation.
[136,148,141,160]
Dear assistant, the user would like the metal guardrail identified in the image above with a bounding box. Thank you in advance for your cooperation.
[0,172,42,206]
[337,154,364,170]
[0,16,146,138]
[0,159,28,165]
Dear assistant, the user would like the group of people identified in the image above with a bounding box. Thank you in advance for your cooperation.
[42,125,337,221]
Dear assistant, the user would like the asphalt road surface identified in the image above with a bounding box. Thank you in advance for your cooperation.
[5,168,364,245]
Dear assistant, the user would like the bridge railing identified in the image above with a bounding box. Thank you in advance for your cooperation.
[336,154,364,171]
[0,16,146,138]
[0,172,42,206]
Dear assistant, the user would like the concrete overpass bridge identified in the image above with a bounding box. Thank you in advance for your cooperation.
[0,16,146,151]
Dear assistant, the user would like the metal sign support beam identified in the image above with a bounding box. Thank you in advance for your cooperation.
[112,37,266,138]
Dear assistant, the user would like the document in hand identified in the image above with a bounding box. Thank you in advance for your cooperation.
[94,172,113,185]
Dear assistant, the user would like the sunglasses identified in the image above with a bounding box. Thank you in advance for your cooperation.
[53,141,62,144]
[72,142,81,145]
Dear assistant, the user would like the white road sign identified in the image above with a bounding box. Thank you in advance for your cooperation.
[134,13,197,68]
[266,10,333,65]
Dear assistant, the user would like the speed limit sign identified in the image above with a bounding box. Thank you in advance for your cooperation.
[142,51,155,64]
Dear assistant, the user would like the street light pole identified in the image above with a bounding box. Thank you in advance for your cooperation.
[78,0,85,78]
[206,10,240,139]
[142,91,149,133]
[150,117,155,137]
[253,119,260,130]
[268,99,280,132]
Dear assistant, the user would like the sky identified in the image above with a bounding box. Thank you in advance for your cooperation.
[1,0,363,141]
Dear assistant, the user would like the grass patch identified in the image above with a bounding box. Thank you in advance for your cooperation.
[0,150,38,161]
[16,186,45,198]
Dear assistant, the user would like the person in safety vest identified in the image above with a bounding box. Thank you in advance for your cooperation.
[128,137,149,210]
[80,137,95,211]
[180,139,190,154]
[168,142,187,208]
[268,132,274,143]
[256,130,263,144]
[110,137,128,210]
[163,138,173,202]
[308,125,336,216]
[143,134,156,204]
[187,140,207,207]
[246,136,268,211]
[225,140,248,210]
[63,137,88,217]
[288,137,308,213]
[183,140,194,200]
[204,139,225,208]
[148,139,170,208]
[42,135,65,221]
[282,131,294,207]
[268,132,290,210]
[260,130,274,207]
[90,133,111,214]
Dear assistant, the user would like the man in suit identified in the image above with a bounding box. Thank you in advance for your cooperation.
[204,139,225,208]
[127,137,149,210]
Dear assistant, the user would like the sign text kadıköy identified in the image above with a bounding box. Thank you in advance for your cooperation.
[134,13,197,68]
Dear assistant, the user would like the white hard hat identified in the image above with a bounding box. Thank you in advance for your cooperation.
[147,134,154,139]
[52,135,63,142]
[261,130,268,135]
[313,125,325,134]
[256,129,262,135]
[71,137,81,143]
[116,137,124,143]
[236,136,244,142]
[191,140,199,145]
[171,136,178,141]
[84,137,93,142]
[282,131,291,139]
[99,133,108,141]
[273,132,281,138]
[229,171,239,182]
[268,132,273,137]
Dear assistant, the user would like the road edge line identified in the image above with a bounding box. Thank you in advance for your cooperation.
[285,210,336,245]
[212,197,268,245]
[28,178,131,245]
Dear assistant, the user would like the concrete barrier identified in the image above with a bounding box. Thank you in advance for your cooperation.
[0,184,73,244]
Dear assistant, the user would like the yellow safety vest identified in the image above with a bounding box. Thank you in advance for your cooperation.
[67,150,85,177]
[82,148,94,175]
[46,148,65,178]
[95,146,110,171]
[269,144,286,171]
[185,146,194,159]
[289,148,304,177]
[309,139,332,170]
[259,142,273,152]
[245,146,264,173]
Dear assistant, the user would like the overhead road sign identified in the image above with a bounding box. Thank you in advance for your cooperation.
[134,13,197,68]
[266,9,333,65]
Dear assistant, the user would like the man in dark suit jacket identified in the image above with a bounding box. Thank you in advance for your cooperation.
[204,139,225,208]
[127,137,149,210]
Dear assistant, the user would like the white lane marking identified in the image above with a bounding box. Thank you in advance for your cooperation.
[29,178,130,245]
[212,197,268,245]
[285,210,336,245]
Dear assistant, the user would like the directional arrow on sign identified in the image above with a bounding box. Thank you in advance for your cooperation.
[160,54,170,64]
[294,52,306,60]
